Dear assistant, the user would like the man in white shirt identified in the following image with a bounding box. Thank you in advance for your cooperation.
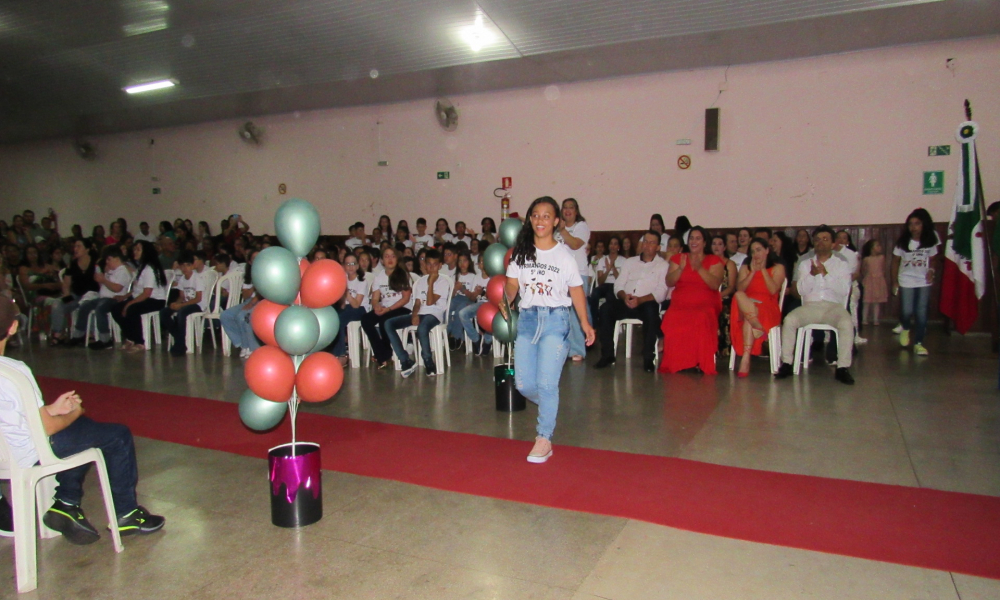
[384,250,450,377]
[595,231,669,373]
[133,221,157,243]
[775,226,855,384]
[0,297,165,542]
[159,251,205,356]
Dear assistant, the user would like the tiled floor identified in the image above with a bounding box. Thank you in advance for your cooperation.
[1,324,998,599]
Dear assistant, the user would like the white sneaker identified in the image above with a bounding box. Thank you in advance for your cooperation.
[240,347,251,359]
[400,363,418,378]
[899,329,910,347]
[914,343,929,356]
[854,336,868,345]
[527,437,553,464]
[892,324,903,334]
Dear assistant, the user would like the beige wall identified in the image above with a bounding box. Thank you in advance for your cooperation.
[1,35,998,236]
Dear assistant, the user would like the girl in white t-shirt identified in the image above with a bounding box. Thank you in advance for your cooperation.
[112,240,168,352]
[504,197,594,464]
[359,248,412,368]
[457,253,492,355]
[433,218,455,247]
[890,208,940,355]
[331,254,372,365]
[590,236,626,326]
[446,252,478,345]
[555,197,592,361]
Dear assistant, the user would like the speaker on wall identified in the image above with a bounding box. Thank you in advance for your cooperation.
[705,108,720,152]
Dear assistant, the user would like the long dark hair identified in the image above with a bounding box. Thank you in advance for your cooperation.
[649,213,665,233]
[511,196,561,267]
[710,234,728,259]
[675,216,692,237]
[772,231,797,267]
[135,240,167,287]
[896,208,937,250]
[562,197,585,222]
[378,215,393,239]
[861,239,878,259]
[835,230,857,252]
[383,248,411,293]
[749,238,778,270]
[481,217,497,234]
[686,226,709,254]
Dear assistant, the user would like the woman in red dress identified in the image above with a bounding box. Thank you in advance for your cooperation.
[659,226,724,374]
[731,239,786,376]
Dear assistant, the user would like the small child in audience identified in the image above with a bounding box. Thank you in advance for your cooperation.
[384,250,450,377]
[159,252,205,357]
[861,239,888,325]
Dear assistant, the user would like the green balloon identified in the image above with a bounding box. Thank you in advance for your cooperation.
[309,306,340,353]
[492,309,519,344]
[498,218,522,248]
[238,389,287,431]
[253,246,301,305]
[275,198,321,258]
[483,243,508,277]
[274,305,320,356]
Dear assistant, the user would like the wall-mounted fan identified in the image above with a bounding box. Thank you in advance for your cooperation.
[73,139,97,160]
[435,99,458,132]
[239,121,263,144]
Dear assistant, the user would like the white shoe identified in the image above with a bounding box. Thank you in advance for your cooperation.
[240,347,251,359]
[854,336,868,345]
[527,437,553,463]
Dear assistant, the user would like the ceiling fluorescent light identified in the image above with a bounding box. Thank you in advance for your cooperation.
[124,79,176,94]
[461,14,495,52]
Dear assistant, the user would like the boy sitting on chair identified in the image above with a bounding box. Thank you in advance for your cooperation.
[0,297,164,543]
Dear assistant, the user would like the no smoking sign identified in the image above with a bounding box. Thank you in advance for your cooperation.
[677,155,691,170]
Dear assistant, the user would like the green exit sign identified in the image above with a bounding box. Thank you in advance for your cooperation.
[437,171,450,180]
[923,171,944,195]
[928,145,951,156]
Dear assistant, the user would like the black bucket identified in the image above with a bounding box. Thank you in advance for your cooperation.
[495,364,526,412]
[268,442,322,528]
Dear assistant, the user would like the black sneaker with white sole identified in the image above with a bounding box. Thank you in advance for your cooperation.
[117,506,165,536]
[42,500,100,545]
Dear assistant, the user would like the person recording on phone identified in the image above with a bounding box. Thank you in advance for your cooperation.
[775,225,855,385]
[223,214,249,246]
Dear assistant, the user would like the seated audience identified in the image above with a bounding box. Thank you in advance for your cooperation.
[413,218,435,252]
[330,254,371,366]
[18,245,62,335]
[220,250,259,359]
[457,253,492,356]
[433,218,455,246]
[159,252,205,356]
[659,226,724,374]
[111,241,169,352]
[49,238,100,345]
[731,239,786,376]
[446,252,477,349]
[479,218,498,245]
[360,248,412,368]
[590,236,625,330]
[385,249,450,377]
[711,234,739,354]
[69,248,132,349]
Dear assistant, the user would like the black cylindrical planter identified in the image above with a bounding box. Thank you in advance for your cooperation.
[495,364,526,412]
[268,442,322,528]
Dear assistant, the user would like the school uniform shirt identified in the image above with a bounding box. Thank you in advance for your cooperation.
[452,234,475,247]
[454,271,479,298]
[413,234,435,252]
[441,264,456,280]
[371,263,385,277]
[134,265,169,300]
[175,272,207,310]
[0,356,44,468]
[346,275,372,311]
[99,265,133,299]
[434,233,456,245]
[506,243,583,309]
[594,255,626,285]
[133,231,158,243]
[555,221,591,276]
[411,275,451,322]
[395,238,414,249]
[893,234,941,289]
[344,237,368,251]
[613,255,669,304]
[371,271,406,309]
[474,273,490,303]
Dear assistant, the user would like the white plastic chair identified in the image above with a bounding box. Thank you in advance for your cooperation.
[0,363,123,594]
[346,320,371,368]
[139,271,176,350]
[180,270,221,354]
[611,318,660,362]
[791,285,849,375]
[729,278,787,375]
[396,276,455,375]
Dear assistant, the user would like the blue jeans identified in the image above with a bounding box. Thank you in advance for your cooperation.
[49,416,138,517]
[220,301,259,350]
[900,286,931,344]
[458,302,492,344]
[50,294,80,334]
[72,297,116,341]
[160,303,203,352]
[447,295,474,339]
[567,275,591,357]
[331,305,367,356]
[514,306,570,440]
[385,313,439,370]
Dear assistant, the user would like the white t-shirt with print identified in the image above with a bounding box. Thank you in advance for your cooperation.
[452,234,475,247]
[371,271,407,309]
[177,272,207,310]
[134,265,168,300]
[413,234,435,252]
[454,271,479,297]
[593,255,626,285]
[346,275,372,311]
[474,273,490,303]
[99,265,133,299]
[0,357,44,468]
[894,235,940,289]
[411,275,451,322]
[506,243,584,308]
[555,221,591,275]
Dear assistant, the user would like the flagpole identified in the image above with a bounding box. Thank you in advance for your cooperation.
[965,101,1000,343]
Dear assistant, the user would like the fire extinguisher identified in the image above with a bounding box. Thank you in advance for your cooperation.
[501,194,510,221]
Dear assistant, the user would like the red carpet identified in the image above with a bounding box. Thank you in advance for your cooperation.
[39,376,1000,579]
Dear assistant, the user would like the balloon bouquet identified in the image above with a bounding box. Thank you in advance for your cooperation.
[477,218,525,411]
[235,198,348,527]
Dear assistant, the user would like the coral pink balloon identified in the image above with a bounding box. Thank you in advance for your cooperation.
[295,352,345,403]
[477,303,499,334]
[300,259,348,308]
[245,346,296,402]
[250,300,288,347]
[486,275,506,307]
